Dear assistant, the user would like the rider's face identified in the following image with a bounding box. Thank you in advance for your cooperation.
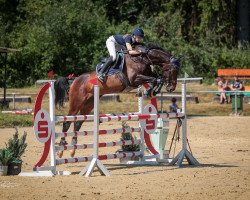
[134,36,143,43]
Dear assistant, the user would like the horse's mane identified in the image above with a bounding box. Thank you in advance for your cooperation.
[146,43,167,52]
[135,43,166,52]
[134,43,172,57]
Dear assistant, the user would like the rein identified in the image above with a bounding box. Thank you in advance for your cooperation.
[127,48,175,86]
[125,46,180,94]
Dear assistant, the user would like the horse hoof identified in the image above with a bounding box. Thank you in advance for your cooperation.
[70,150,76,158]
[57,151,64,158]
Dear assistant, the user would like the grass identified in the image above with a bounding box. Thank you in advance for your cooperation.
[0,83,249,128]
[0,113,33,128]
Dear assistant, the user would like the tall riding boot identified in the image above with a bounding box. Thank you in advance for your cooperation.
[97,57,114,82]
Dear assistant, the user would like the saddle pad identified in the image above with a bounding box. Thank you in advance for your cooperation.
[96,52,124,76]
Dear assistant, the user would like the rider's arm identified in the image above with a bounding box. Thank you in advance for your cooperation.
[126,43,141,55]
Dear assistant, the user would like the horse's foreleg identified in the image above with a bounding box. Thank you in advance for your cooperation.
[153,79,164,96]
[144,81,157,97]
[133,74,156,85]
[133,75,164,97]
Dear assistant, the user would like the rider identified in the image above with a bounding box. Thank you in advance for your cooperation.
[97,28,145,82]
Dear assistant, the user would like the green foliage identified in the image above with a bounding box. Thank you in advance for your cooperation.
[0,113,33,128]
[5,128,27,162]
[0,0,249,87]
[0,148,14,166]
[140,0,248,79]
[100,0,162,25]
[120,122,140,152]
[4,0,110,86]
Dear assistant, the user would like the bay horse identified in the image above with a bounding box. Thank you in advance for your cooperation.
[54,44,180,158]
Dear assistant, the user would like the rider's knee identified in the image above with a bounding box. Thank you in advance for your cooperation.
[110,55,116,62]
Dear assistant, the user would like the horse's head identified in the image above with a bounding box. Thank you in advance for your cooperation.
[162,56,180,92]
[137,44,180,92]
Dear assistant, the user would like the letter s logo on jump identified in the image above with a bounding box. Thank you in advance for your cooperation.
[145,118,155,130]
[140,104,157,135]
[37,117,49,138]
[34,109,52,143]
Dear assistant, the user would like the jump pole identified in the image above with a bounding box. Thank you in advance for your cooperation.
[169,78,199,166]
[79,85,110,177]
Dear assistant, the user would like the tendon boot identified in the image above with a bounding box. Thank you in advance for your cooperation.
[59,137,68,146]
[144,81,156,97]
[97,57,114,82]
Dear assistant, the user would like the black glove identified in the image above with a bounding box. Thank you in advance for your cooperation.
[139,48,148,55]
[122,49,129,54]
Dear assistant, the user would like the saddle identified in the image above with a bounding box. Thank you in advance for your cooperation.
[96,52,130,87]
[96,52,125,76]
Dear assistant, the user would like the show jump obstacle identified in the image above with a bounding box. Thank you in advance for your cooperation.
[20,78,199,177]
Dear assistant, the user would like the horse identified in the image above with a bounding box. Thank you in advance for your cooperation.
[54,44,180,158]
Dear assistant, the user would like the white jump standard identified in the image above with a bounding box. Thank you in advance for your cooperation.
[169,79,199,166]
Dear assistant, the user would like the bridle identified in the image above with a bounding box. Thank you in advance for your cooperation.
[125,46,180,92]
[135,47,180,87]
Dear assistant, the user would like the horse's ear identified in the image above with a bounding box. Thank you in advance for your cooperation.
[170,56,181,72]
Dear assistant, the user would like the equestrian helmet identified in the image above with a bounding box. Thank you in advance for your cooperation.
[132,28,144,38]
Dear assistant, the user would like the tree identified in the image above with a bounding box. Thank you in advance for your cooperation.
[7,0,110,86]
[0,0,249,86]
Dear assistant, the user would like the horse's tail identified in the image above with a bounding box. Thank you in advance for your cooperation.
[54,77,70,108]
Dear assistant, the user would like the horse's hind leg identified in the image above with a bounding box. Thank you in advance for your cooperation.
[57,105,81,158]
[70,96,94,157]
[63,121,71,133]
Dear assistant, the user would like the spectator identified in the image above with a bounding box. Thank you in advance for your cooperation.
[169,97,179,112]
[217,76,230,104]
[230,75,244,91]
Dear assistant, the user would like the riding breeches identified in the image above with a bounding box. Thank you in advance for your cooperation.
[106,36,117,61]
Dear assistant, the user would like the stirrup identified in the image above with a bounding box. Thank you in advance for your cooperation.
[97,74,106,83]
